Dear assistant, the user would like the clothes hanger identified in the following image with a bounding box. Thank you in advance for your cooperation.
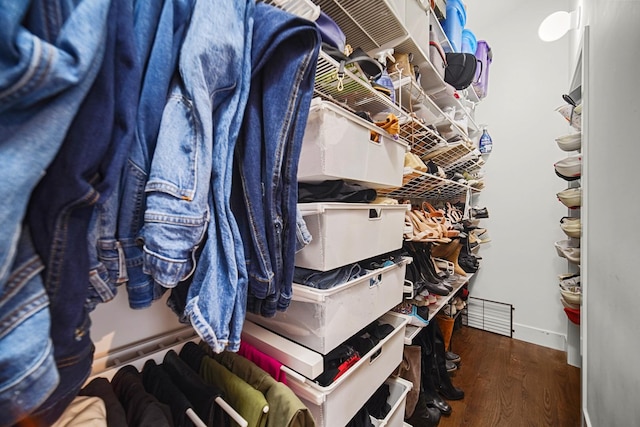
[86,333,249,427]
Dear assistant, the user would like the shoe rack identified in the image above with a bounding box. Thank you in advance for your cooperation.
[554,36,584,369]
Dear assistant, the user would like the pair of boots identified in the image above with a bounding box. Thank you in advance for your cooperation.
[410,320,464,426]
[403,242,453,297]
[397,345,442,427]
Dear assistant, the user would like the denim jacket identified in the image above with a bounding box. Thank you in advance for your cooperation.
[0,0,110,424]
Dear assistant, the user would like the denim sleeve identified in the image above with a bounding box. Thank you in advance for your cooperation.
[0,0,111,112]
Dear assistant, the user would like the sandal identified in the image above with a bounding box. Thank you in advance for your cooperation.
[407,210,442,242]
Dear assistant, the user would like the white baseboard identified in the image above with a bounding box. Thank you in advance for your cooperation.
[512,322,566,351]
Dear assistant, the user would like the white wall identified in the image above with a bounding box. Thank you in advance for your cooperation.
[464,0,572,350]
[579,0,640,425]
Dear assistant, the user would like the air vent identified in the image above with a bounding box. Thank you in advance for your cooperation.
[462,297,513,337]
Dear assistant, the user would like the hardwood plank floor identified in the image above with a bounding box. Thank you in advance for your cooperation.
[435,326,581,427]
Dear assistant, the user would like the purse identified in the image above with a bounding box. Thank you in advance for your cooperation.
[444,52,478,90]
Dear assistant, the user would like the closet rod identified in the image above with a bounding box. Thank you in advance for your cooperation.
[88,331,249,427]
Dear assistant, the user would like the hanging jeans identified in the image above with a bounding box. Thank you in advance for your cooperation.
[86,0,170,303]
[136,0,254,353]
[0,0,110,424]
[115,0,194,309]
[25,0,141,423]
[232,3,321,317]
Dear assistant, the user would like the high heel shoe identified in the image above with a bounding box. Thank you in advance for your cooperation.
[407,210,447,243]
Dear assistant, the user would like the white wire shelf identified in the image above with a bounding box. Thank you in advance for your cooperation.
[393,74,476,142]
[309,0,481,134]
[400,118,447,157]
[314,50,410,123]
[446,157,483,175]
[313,0,448,93]
[423,142,475,166]
[378,168,471,201]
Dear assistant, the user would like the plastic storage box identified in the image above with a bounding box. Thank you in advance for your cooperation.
[284,313,408,427]
[472,40,492,99]
[370,377,413,427]
[295,203,409,271]
[298,100,408,189]
[441,0,466,52]
[246,259,409,354]
[461,28,477,54]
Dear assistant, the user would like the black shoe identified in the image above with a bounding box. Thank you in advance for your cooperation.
[445,360,457,372]
[430,321,465,401]
[406,393,441,426]
[423,387,451,415]
[438,383,465,401]
[422,280,451,297]
[445,351,461,364]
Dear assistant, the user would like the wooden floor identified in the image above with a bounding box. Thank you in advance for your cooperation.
[436,326,581,427]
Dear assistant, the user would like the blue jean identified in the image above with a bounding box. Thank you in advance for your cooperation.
[293,263,365,290]
[140,0,255,353]
[0,0,110,424]
[116,0,194,309]
[233,3,321,317]
[86,0,167,295]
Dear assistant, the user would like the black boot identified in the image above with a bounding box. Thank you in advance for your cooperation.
[406,392,441,427]
[431,321,464,400]
[416,328,452,416]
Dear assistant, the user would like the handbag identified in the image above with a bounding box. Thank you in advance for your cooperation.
[322,43,383,82]
[444,52,478,90]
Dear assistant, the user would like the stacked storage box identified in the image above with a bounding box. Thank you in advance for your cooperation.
[247,98,411,426]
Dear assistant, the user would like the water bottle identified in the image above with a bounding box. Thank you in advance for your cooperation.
[479,127,493,154]
[374,48,396,105]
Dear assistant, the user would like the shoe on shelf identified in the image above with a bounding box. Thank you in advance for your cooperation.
[391,302,429,327]
[404,151,428,172]
[557,187,582,208]
[446,359,457,372]
[442,304,456,317]
[554,154,582,181]
[560,216,581,238]
[555,132,582,152]
[559,274,581,288]
[470,207,489,219]
[554,239,580,264]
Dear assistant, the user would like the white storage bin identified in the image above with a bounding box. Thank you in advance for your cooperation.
[246,259,409,354]
[285,313,408,427]
[295,203,409,271]
[298,100,408,189]
[370,377,413,427]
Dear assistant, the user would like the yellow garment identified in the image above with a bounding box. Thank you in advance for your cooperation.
[371,113,400,142]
